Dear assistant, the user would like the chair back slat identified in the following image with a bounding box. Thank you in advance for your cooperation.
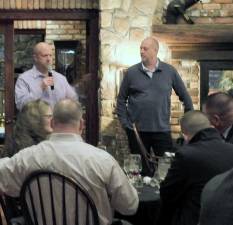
[49,174,57,225]
[28,185,39,225]
[20,171,100,225]
[36,178,47,225]
[75,187,79,225]
[62,178,67,225]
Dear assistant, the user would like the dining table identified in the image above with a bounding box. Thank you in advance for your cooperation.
[115,185,161,225]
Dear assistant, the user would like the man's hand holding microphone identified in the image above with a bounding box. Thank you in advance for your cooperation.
[41,65,54,91]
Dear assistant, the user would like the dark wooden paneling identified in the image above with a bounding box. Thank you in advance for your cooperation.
[172,51,233,60]
[4,20,14,137]
[86,15,99,146]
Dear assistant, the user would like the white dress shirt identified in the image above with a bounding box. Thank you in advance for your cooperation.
[0,133,139,225]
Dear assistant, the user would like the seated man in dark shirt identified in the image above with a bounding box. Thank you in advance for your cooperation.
[158,110,233,225]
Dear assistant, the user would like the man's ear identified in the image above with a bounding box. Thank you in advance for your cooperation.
[211,114,221,126]
[51,118,55,129]
[78,119,84,134]
[33,54,37,62]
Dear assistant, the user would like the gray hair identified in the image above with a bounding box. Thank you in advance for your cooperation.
[53,99,83,125]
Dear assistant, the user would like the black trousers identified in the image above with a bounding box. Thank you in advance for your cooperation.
[125,128,173,176]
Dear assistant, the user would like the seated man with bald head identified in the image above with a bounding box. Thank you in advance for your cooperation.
[15,42,77,110]
[204,92,233,143]
[0,99,138,225]
[158,110,233,225]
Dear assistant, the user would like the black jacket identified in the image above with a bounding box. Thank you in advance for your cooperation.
[199,169,233,225]
[158,128,233,225]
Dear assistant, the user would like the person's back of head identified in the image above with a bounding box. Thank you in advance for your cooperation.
[204,92,233,132]
[180,110,211,142]
[52,99,83,134]
[205,92,232,115]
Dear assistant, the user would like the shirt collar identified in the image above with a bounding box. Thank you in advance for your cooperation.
[141,59,159,73]
[32,65,46,79]
[49,133,84,142]
[222,125,233,138]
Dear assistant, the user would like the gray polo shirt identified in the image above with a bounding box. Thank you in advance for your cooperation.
[116,60,193,132]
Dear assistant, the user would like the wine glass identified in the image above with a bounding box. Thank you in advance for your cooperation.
[123,156,131,177]
[129,154,143,192]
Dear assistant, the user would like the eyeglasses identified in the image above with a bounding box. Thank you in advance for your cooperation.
[43,114,53,118]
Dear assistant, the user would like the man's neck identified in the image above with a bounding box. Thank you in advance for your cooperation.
[52,124,81,135]
[35,65,48,76]
[143,59,157,71]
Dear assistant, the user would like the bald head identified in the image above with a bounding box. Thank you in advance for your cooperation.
[180,110,211,141]
[33,42,52,55]
[140,36,159,67]
[33,42,53,73]
[141,37,159,51]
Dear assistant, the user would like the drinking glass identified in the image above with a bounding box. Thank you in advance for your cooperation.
[158,157,171,181]
[124,154,143,191]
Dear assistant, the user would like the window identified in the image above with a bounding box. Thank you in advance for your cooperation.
[54,41,81,85]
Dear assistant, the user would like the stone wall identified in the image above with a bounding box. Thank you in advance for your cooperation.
[187,0,233,24]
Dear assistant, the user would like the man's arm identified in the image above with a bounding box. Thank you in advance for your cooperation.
[116,73,131,128]
[107,160,139,215]
[0,147,38,197]
[0,156,24,197]
[15,77,43,111]
[172,70,193,112]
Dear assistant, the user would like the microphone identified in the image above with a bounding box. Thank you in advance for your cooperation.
[48,65,54,90]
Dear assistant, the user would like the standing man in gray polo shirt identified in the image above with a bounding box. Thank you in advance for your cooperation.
[116,36,193,176]
[15,42,77,111]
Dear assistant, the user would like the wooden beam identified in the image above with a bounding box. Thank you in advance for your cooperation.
[153,24,233,44]
[86,15,99,146]
[0,9,99,20]
[172,50,233,60]
[3,20,14,138]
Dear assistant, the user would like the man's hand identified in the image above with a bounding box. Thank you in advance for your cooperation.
[41,76,54,90]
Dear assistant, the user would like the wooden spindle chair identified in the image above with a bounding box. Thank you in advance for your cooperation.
[20,171,99,225]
